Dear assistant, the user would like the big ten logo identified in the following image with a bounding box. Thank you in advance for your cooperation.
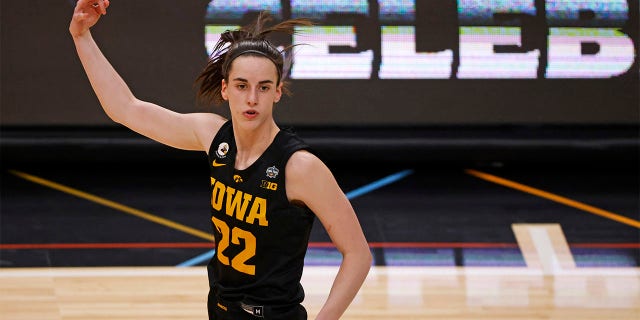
[260,180,278,191]
[205,0,637,79]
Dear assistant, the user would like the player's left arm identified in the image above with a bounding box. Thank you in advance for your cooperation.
[286,150,372,320]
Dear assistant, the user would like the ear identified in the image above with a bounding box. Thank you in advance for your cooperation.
[221,79,229,101]
[273,82,283,103]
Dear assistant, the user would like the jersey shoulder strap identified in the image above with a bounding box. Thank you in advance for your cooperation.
[269,126,315,165]
[207,120,233,159]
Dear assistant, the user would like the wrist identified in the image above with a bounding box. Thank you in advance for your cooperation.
[70,29,91,40]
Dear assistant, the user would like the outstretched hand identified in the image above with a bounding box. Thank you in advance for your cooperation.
[69,0,110,38]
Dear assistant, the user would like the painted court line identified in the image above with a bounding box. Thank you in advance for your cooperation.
[0,242,212,250]
[2,241,637,250]
[465,169,640,229]
[177,250,217,267]
[9,170,214,241]
[345,169,414,200]
[177,169,415,267]
[1,266,638,279]
[9,168,414,267]
[529,227,562,273]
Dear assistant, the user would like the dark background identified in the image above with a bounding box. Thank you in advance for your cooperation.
[1,0,638,126]
[1,0,638,270]
[1,0,638,166]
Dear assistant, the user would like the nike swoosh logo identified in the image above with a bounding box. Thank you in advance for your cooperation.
[212,159,226,167]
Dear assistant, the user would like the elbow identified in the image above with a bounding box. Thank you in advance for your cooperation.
[341,243,372,269]
[364,246,373,268]
[104,109,122,124]
[103,96,138,125]
[355,243,373,269]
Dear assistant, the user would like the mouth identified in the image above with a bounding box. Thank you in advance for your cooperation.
[243,110,258,119]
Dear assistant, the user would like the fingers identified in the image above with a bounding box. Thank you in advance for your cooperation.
[93,0,109,15]
[69,0,109,36]
[77,0,108,15]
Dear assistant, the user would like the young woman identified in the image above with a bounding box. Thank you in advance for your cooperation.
[69,1,372,319]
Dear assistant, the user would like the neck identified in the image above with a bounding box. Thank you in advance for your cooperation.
[232,120,280,170]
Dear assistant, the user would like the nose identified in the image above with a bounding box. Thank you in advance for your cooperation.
[247,88,258,106]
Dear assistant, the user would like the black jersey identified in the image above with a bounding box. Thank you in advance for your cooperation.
[206,121,315,310]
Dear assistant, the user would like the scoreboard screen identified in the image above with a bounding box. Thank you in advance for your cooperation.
[1,0,637,126]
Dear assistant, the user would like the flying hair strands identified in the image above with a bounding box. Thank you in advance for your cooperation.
[195,11,313,106]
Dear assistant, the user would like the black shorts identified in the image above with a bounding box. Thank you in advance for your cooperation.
[208,293,307,320]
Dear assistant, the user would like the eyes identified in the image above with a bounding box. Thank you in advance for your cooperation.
[235,83,271,92]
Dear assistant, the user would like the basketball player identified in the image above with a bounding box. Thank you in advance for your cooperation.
[69,1,372,319]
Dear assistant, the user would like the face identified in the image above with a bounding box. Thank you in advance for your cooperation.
[221,55,283,129]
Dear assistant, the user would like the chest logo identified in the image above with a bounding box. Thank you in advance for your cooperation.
[216,142,229,158]
[266,166,279,179]
[212,159,226,167]
[233,174,244,183]
[260,180,278,191]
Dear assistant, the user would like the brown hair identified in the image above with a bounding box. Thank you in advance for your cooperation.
[195,11,313,106]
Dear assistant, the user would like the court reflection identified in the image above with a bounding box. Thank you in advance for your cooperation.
[302,266,640,319]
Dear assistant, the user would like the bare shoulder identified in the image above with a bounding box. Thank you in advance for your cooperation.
[286,149,328,176]
[189,112,227,153]
[191,112,227,131]
[286,149,335,202]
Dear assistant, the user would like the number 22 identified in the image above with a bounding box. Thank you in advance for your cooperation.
[211,216,256,275]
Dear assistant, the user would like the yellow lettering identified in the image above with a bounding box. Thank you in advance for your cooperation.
[210,178,269,227]
[225,187,252,221]
[245,197,268,226]
[211,180,225,211]
[211,216,230,265]
[231,227,256,275]
[260,180,278,190]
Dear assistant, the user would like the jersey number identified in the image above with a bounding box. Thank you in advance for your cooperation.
[211,216,256,275]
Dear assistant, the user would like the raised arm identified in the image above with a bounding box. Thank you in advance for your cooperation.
[69,0,225,152]
[286,151,372,320]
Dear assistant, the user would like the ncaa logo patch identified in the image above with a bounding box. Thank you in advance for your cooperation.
[216,142,229,158]
[265,166,279,179]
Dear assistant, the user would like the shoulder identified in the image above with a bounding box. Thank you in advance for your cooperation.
[286,149,326,175]
[193,114,228,155]
[277,127,311,154]
[285,150,335,202]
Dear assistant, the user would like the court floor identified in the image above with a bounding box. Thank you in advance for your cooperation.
[1,266,638,320]
[1,159,638,268]
[1,156,639,319]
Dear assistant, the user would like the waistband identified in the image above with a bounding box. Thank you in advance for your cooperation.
[216,298,302,318]
[239,301,264,318]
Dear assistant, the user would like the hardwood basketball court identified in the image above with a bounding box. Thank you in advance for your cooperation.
[1,265,639,319]
[1,161,638,319]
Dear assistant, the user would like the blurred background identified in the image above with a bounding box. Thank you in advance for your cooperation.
[1,0,638,269]
[1,0,637,167]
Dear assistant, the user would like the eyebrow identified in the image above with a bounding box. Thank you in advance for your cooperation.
[232,78,274,84]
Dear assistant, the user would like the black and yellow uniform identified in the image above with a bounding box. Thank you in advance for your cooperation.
[206,121,315,320]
